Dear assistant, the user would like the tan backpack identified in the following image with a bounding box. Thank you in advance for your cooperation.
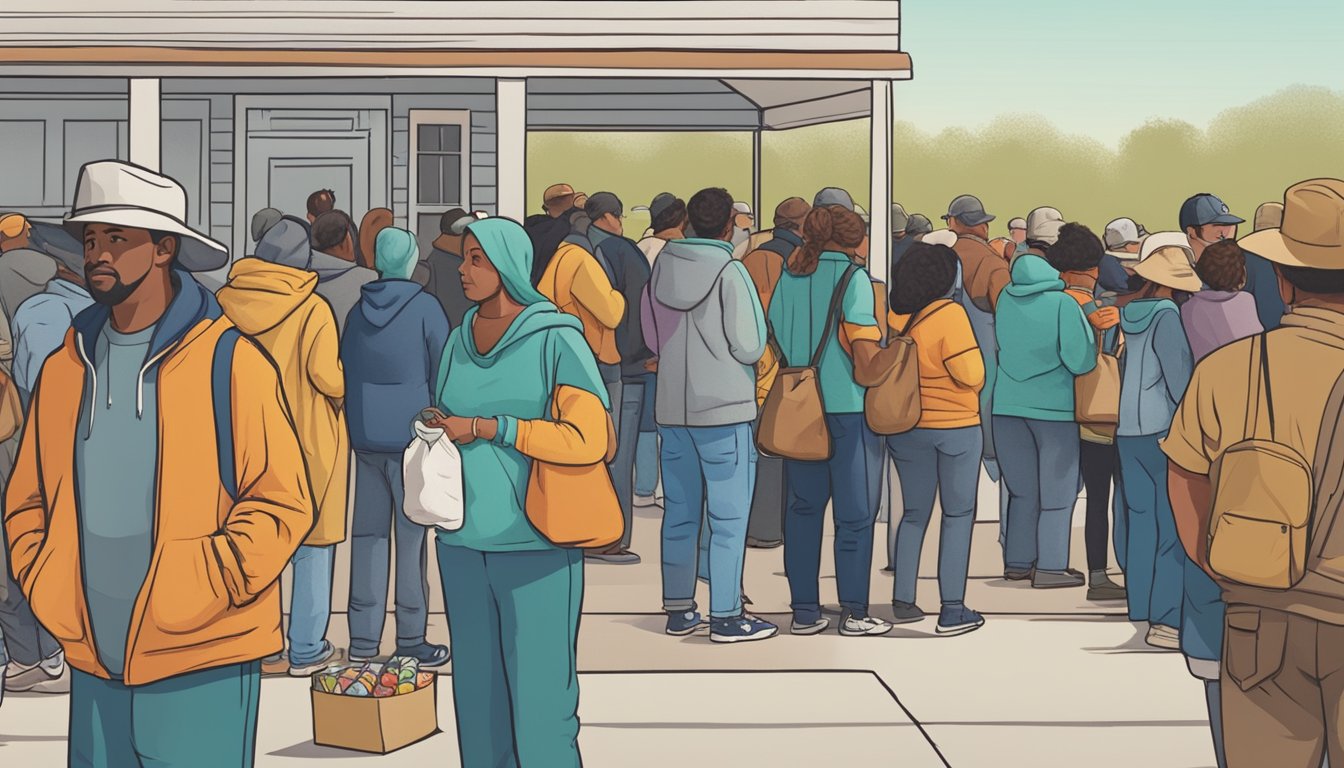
[1207,334,1320,590]
[857,304,946,436]
[757,265,857,461]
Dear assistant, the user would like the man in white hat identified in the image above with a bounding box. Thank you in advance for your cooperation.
[1167,178,1344,768]
[731,201,756,250]
[3,160,312,765]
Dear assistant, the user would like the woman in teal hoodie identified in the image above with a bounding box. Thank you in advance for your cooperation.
[992,253,1096,588]
[430,217,609,768]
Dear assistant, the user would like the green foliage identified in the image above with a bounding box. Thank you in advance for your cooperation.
[527,86,1344,238]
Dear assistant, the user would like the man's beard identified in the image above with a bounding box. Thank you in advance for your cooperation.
[86,268,149,306]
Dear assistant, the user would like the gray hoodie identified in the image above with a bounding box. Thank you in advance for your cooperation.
[641,238,765,427]
[255,219,376,334]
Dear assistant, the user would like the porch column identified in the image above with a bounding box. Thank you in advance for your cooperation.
[496,78,527,221]
[751,128,763,232]
[129,78,161,171]
[867,79,893,285]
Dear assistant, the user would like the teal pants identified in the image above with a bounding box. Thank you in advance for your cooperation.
[69,661,260,768]
[437,541,583,768]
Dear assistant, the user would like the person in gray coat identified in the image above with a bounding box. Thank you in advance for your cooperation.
[256,215,376,334]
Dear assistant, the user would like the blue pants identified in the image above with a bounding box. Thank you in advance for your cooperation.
[0,568,60,668]
[993,416,1080,572]
[887,427,982,606]
[288,545,334,667]
[69,662,260,768]
[1182,554,1225,663]
[659,423,756,619]
[1117,433,1183,628]
[348,451,432,659]
[611,375,653,550]
[635,376,659,497]
[437,542,583,768]
[784,413,883,624]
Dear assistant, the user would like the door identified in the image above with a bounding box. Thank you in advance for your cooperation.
[239,106,389,258]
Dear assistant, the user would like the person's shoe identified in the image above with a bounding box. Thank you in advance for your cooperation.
[790,616,830,636]
[1032,568,1086,589]
[394,642,451,669]
[890,601,925,625]
[348,651,379,665]
[746,537,783,549]
[634,493,664,509]
[1087,571,1128,602]
[1003,566,1034,581]
[666,610,706,637]
[4,651,69,694]
[288,642,340,677]
[936,605,986,637]
[1146,624,1181,651]
[585,547,642,565]
[710,614,778,644]
[881,566,895,575]
[261,652,290,676]
[839,611,894,637]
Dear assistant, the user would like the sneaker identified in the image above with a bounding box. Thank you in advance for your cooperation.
[881,566,895,575]
[4,651,69,694]
[1087,572,1128,602]
[634,494,664,508]
[839,611,894,637]
[890,601,925,625]
[1032,569,1086,589]
[348,651,379,665]
[585,547,642,565]
[1003,566,1034,581]
[394,642,451,669]
[666,610,706,637]
[710,614,778,644]
[790,616,831,636]
[936,605,986,637]
[745,537,783,549]
[288,642,339,677]
[1146,624,1181,651]
[261,652,290,676]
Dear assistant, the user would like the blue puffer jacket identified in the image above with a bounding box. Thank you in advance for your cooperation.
[341,279,451,453]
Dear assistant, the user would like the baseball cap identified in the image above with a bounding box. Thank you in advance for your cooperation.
[733,201,753,217]
[585,192,623,220]
[1007,217,1027,231]
[891,203,910,233]
[1179,193,1244,231]
[942,195,996,227]
[773,197,811,228]
[906,214,934,236]
[813,187,856,211]
[439,207,472,235]
[1253,201,1284,233]
[1103,217,1143,250]
[543,183,578,205]
[1025,207,1065,245]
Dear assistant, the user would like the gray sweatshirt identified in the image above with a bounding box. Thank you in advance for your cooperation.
[642,238,765,427]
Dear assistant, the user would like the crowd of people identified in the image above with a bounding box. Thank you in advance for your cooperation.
[0,155,1342,768]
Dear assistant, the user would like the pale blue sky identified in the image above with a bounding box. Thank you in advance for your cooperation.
[898,0,1344,144]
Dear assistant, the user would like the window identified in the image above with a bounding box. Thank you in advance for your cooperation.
[409,110,470,247]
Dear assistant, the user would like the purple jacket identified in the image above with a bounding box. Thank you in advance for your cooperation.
[1180,290,1264,363]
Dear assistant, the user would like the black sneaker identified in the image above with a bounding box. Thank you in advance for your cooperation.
[936,605,986,637]
[890,601,925,624]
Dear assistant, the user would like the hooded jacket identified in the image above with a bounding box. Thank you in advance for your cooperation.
[0,248,57,333]
[1118,298,1193,437]
[537,241,625,367]
[1180,289,1263,363]
[5,273,312,685]
[590,225,655,380]
[992,254,1097,421]
[641,238,766,427]
[342,280,450,453]
[11,278,95,407]
[218,259,348,547]
[255,220,376,335]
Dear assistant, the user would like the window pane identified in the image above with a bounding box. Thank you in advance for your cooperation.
[440,124,462,152]
[418,154,441,204]
[440,154,462,206]
[418,124,440,152]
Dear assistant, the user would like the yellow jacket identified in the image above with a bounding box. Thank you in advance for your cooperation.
[218,259,349,547]
[539,243,625,365]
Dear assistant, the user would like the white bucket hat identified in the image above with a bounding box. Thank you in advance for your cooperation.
[65,161,229,272]
[1134,231,1201,292]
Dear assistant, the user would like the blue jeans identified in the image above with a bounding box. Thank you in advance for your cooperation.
[437,542,582,768]
[288,545,335,667]
[635,377,660,497]
[993,416,1080,572]
[659,423,756,619]
[611,375,653,550]
[348,451,432,659]
[0,569,60,669]
[887,427,982,606]
[70,662,260,768]
[1117,433,1183,628]
[784,413,883,624]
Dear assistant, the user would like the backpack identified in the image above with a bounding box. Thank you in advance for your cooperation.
[757,264,857,461]
[858,302,946,436]
[211,327,246,501]
[1207,333,1324,590]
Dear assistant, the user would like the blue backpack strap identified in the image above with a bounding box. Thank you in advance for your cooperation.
[212,327,243,501]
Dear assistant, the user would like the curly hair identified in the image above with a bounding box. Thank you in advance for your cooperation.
[686,188,734,242]
[891,242,960,316]
[1045,222,1104,273]
[790,205,866,275]
[1195,239,1248,292]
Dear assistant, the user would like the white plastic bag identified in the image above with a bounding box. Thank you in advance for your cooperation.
[402,420,465,531]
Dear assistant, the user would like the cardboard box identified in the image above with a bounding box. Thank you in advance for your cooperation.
[311,676,440,754]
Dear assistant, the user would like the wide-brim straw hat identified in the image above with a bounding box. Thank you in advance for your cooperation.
[1241,179,1344,269]
[1134,231,1201,292]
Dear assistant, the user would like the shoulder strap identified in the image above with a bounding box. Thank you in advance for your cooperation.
[811,264,859,369]
[1260,332,1277,440]
[212,326,243,502]
[899,300,954,338]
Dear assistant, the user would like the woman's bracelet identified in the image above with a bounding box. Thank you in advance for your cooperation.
[471,417,481,438]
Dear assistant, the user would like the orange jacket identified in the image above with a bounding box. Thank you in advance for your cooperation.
[4,313,313,686]
[539,242,625,365]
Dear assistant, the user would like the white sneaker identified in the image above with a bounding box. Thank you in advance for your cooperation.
[4,651,69,694]
[839,614,894,637]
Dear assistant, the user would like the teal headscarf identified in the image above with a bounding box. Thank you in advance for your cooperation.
[464,218,550,306]
[374,226,419,280]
